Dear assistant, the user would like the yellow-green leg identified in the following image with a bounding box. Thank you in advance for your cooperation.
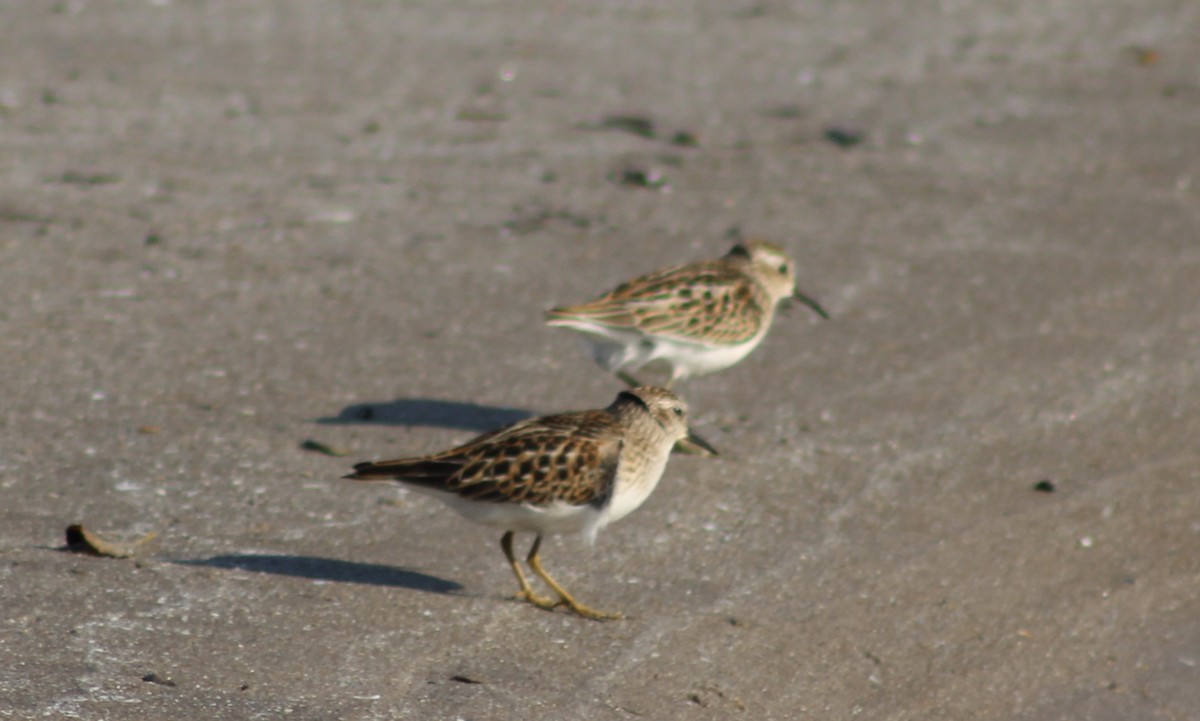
[500,531,558,609]
[525,533,623,621]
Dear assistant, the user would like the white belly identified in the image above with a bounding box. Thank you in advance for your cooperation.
[555,319,763,380]
[605,453,669,525]
[647,335,760,376]
[406,485,599,535]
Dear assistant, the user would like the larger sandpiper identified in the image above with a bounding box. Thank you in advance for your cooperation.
[345,386,713,620]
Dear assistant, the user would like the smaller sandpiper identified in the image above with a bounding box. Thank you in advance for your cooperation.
[545,239,828,389]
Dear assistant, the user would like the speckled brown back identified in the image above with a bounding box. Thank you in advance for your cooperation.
[347,411,623,508]
[545,252,773,345]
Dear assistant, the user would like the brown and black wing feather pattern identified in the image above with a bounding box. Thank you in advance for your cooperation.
[346,413,622,510]
[548,261,769,345]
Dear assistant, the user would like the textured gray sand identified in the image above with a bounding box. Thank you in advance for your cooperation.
[2,1,1199,719]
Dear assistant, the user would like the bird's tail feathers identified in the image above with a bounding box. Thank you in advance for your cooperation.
[343,459,461,488]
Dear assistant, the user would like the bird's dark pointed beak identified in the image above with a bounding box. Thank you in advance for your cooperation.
[792,289,830,320]
[677,430,720,457]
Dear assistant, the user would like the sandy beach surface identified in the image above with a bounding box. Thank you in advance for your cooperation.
[2,1,1198,718]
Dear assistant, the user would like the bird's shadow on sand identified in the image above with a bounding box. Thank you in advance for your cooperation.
[315,398,535,432]
[175,554,464,595]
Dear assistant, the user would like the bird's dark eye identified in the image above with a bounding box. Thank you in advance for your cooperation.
[777,263,789,274]
[672,406,684,418]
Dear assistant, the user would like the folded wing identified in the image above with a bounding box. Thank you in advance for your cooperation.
[346,414,622,508]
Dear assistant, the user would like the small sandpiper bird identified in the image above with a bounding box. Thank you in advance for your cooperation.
[546,240,828,389]
[345,386,713,620]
